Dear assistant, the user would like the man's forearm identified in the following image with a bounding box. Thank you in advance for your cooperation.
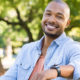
[31,65,74,80]
[60,65,74,79]
[45,65,74,79]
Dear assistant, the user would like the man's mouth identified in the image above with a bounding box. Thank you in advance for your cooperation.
[45,23,59,31]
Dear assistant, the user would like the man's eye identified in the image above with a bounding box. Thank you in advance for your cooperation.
[57,16,63,19]
[45,13,51,16]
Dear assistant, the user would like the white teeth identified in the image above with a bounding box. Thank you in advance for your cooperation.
[46,25,56,31]
[48,25,55,29]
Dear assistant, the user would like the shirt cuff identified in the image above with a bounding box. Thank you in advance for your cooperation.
[69,62,80,80]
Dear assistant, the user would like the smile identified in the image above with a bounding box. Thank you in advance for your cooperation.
[45,23,59,31]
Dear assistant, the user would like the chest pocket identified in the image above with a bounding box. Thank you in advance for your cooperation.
[17,62,31,80]
[46,47,67,69]
[47,55,63,69]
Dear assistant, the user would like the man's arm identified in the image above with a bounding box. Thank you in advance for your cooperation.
[31,65,74,80]
[0,45,26,80]
[59,65,74,78]
[0,63,18,80]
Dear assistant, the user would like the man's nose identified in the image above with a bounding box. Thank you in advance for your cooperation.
[48,16,56,23]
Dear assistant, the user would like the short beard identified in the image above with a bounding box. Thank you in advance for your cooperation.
[45,32,59,39]
[43,29,62,39]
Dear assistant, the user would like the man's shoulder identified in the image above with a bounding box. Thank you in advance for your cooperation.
[70,41,80,49]
[64,38,80,51]
[16,40,39,61]
[64,36,79,46]
[21,40,39,50]
[67,38,80,47]
[61,38,80,58]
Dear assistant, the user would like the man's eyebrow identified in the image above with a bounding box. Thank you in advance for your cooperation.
[45,10,64,15]
[45,10,64,17]
[45,10,52,12]
[56,12,64,16]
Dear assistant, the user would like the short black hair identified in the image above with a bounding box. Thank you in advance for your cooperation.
[52,0,70,10]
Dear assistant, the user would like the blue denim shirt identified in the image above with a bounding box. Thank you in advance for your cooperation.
[0,32,80,80]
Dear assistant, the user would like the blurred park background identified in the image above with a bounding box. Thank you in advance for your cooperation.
[0,0,80,76]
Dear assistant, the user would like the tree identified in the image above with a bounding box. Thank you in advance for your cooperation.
[65,0,80,33]
[0,0,46,42]
[0,0,80,42]
[0,58,5,76]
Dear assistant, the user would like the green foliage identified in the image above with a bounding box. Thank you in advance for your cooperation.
[0,21,26,48]
[0,0,80,48]
[68,27,80,41]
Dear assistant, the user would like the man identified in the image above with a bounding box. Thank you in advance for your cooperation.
[0,0,80,80]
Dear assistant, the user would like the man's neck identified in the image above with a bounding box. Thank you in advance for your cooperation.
[43,35,56,48]
[41,35,56,56]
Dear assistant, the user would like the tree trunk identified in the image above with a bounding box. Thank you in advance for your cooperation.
[0,58,5,76]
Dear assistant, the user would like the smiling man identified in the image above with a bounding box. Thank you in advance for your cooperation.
[0,0,80,80]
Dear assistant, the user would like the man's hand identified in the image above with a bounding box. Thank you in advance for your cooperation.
[31,69,57,80]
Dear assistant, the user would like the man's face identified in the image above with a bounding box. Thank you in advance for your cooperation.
[41,1,70,38]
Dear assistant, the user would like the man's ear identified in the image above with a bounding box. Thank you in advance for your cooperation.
[66,19,71,28]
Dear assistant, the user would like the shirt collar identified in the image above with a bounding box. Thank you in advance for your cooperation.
[54,32,67,46]
[36,36,45,50]
[36,32,67,50]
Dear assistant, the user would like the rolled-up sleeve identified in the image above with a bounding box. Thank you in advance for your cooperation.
[68,44,80,80]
